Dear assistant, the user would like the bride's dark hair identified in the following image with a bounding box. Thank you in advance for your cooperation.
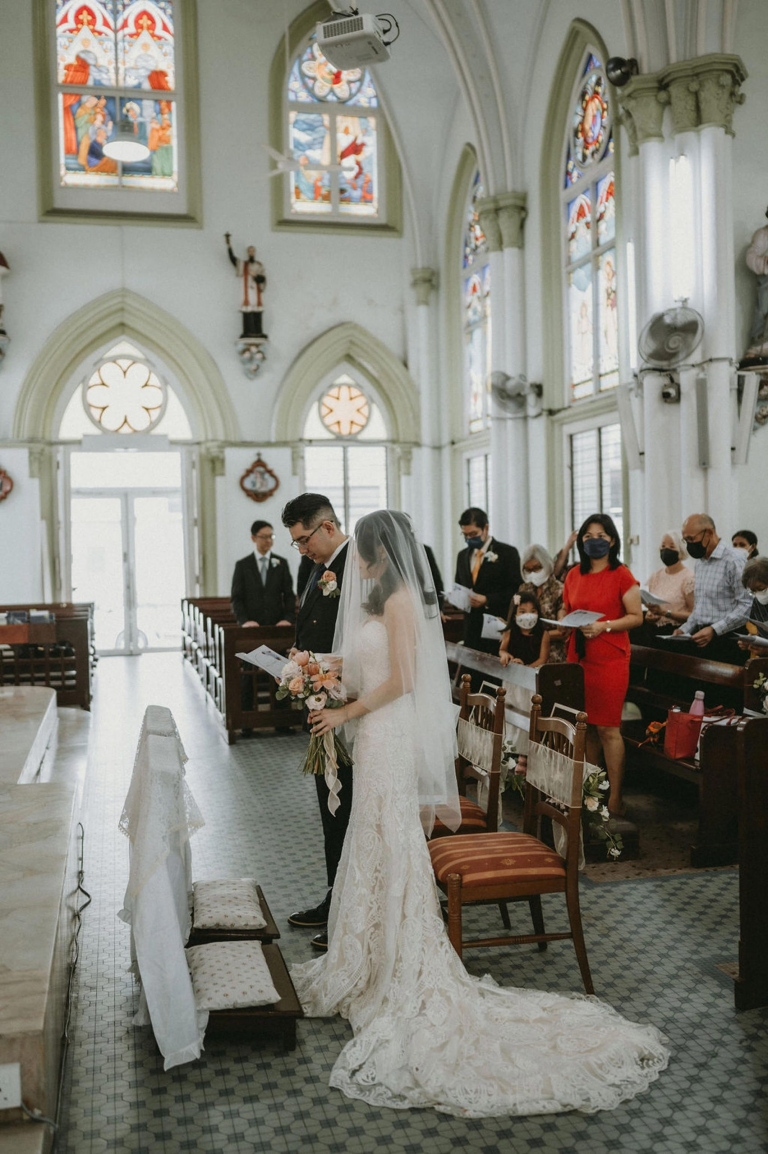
[356,510,437,618]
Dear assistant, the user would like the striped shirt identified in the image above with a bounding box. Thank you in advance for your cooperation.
[678,540,752,636]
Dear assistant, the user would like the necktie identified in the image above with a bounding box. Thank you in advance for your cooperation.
[260,557,268,584]
[471,548,484,585]
[301,564,322,605]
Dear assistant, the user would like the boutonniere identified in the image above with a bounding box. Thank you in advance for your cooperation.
[271,557,280,568]
[319,570,340,598]
[485,551,498,563]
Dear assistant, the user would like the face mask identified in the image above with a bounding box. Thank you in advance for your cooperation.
[686,538,708,559]
[526,569,548,588]
[464,536,483,551]
[660,548,679,567]
[753,588,768,605]
[517,613,538,631]
[733,547,750,559]
[583,537,611,559]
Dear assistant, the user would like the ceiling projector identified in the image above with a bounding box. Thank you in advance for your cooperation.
[316,10,397,70]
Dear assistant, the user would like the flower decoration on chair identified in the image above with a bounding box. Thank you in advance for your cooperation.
[752,673,768,714]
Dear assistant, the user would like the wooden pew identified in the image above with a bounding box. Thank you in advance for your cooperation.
[732,715,768,1010]
[622,645,768,866]
[444,642,584,727]
[0,602,94,710]
[214,623,300,744]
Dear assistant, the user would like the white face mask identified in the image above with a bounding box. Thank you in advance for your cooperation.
[753,588,768,605]
[733,547,750,559]
[525,568,548,588]
[517,613,539,631]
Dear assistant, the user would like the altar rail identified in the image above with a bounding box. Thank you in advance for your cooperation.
[0,603,94,710]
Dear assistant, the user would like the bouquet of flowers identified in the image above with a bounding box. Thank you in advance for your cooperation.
[276,650,353,812]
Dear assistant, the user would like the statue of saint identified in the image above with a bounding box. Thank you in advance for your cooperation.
[743,208,768,365]
[225,234,267,339]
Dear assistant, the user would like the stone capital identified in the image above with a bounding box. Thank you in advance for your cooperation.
[476,196,503,253]
[202,443,226,477]
[617,75,669,156]
[659,54,747,137]
[410,267,438,306]
[495,192,527,250]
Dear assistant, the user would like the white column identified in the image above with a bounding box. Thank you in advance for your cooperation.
[500,243,530,550]
[409,268,441,549]
[699,125,736,534]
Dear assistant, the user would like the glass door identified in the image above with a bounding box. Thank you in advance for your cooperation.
[133,494,186,649]
[70,495,128,653]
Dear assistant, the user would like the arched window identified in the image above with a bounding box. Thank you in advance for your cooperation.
[562,52,618,401]
[285,36,380,220]
[302,372,389,532]
[59,340,193,439]
[462,170,491,434]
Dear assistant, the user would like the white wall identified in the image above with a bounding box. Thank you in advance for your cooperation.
[0,449,43,604]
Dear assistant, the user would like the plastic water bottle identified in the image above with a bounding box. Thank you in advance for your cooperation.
[689,690,705,717]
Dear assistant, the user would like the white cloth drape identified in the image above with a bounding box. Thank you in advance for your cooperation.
[527,742,598,870]
[118,706,207,1069]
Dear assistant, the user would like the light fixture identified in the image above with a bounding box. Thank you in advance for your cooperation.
[103,119,150,163]
[606,57,639,87]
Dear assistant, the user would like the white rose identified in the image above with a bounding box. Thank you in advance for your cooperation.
[324,580,337,593]
[600,805,610,819]
[306,693,328,711]
[327,682,347,702]
[282,660,301,679]
[584,796,599,811]
[598,779,610,791]
[609,847,621,858]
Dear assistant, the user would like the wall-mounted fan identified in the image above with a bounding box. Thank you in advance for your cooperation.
[638,304,705,403]
[489,372,542,418]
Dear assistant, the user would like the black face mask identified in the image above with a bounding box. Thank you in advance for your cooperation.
[464,536,483,551]
[660,548,679,566]
[583,537,611,559]
[686,538,708,559]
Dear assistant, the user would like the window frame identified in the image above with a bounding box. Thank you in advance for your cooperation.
[562,410,625,557]
[34,0,202,225]
[268,1,401,237]
[462,170,492,436]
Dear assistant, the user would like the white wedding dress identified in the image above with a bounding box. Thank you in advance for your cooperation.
[291,619,668,1117]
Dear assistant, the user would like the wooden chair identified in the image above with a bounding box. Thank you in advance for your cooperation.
[429,675,506,838]
[428,693,594,994]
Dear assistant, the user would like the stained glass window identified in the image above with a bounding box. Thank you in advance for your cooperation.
[562,52,618,399]
[286,37,380,219]
[462,171,491,434]
[56,0,178,191]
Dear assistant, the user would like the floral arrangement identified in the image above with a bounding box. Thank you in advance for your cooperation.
[318,570,340,598]
[485,550,499,563]
[276,651,352,784]
[753,672,768,713]
[501,739,622,860]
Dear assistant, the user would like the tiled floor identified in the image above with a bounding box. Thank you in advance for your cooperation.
[56,653,768,1154]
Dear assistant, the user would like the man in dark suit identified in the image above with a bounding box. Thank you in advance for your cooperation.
[281,493,350,951]
[455,506,521,655]
[231,520,296,628]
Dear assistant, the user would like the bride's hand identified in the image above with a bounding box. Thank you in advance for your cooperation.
[309,707,346,736]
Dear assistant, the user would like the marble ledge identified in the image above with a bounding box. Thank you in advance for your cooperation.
[0,1124,46,1154]
[0,688,58,786]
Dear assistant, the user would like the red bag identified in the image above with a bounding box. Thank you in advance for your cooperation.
[663,710,702,760]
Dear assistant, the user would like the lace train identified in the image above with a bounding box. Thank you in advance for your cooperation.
[291,620,668,1117]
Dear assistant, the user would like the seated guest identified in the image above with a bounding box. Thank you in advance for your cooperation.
[738,556,768,655]
[732,529,759,560]
[499,592,550,668]
[642,531,695,638]
[454,507,521,655]
[231,520,295,627]
[518,544,567,662]
[674,513,752,664]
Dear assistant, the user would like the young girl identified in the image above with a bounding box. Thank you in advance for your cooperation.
[498,592,550,667]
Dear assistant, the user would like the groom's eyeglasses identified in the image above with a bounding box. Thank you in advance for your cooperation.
[290,523,324,551]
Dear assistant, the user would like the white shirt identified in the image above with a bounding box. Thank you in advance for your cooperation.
[325,539,348,570]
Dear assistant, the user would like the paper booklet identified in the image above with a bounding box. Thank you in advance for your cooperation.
[736,633,768,650]
[236,645,289,678]
[540,610,602,629]
[640,588,669,607]
[481,613,507,641]
[444,583,473,613]
[657,634,694,642]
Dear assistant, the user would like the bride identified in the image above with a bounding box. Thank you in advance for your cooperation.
[292,509,668,1117]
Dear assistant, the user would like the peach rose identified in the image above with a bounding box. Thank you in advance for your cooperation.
[288,676,305,695]
[322,571,336,582]
[307,662,320,676]
[294,651,310,666]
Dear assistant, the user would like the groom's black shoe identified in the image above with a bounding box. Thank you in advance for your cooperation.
[310,931,328,951]
[287,890,331,928]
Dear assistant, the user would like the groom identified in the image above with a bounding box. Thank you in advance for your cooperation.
[281,493,351,951]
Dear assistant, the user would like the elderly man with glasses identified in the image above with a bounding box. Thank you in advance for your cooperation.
[281,493,350,951]
[672,513,753,664]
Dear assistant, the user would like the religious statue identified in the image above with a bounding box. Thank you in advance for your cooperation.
[225,233,267,339]
[742,207,768,367]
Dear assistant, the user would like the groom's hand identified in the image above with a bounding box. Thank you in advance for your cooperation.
[469,592,487,608]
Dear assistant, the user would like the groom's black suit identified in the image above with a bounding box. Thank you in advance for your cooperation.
[294,542,353,889]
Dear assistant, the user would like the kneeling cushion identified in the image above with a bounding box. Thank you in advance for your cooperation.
[193,878,267,930]
[186,940,279,1011]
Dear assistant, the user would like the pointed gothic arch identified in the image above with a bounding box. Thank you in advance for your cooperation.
[13,289,239,442]
[272,322,420,445]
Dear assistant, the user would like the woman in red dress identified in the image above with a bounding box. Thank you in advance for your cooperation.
[560,513,643,816]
